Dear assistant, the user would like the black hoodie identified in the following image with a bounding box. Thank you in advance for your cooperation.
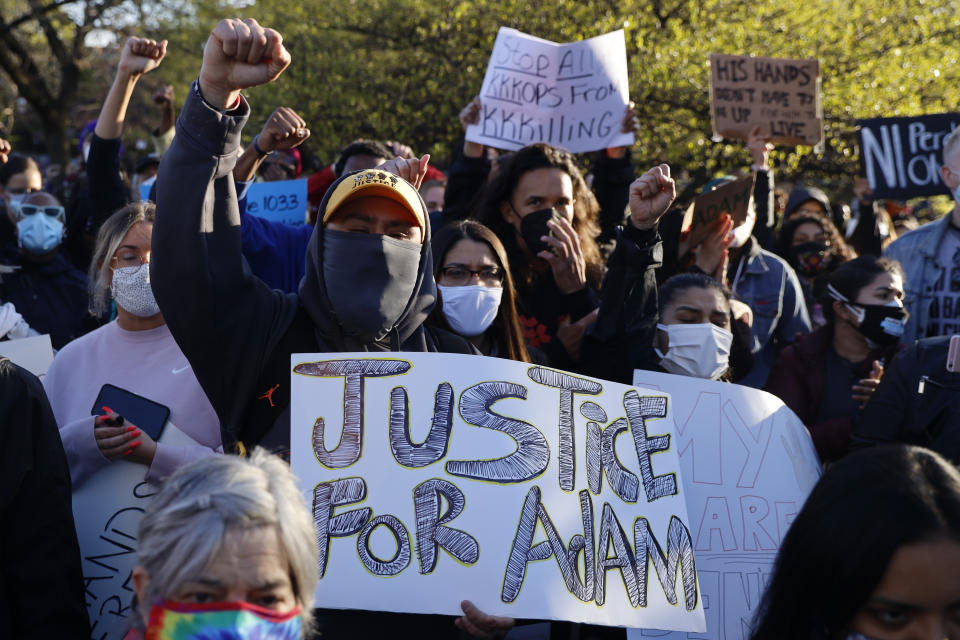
[152,85,474,456]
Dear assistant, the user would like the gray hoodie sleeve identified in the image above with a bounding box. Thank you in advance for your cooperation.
[152,84,296,438]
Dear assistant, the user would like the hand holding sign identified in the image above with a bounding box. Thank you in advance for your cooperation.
[747,125,773,169]
[257,106,310,152]
[606,101,640,159]
[693,213,735,279]
[199,18,290,109]
[629,164,676,230]
[455,600,515,638]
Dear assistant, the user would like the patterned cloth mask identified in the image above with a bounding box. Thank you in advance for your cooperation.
[111,265,161,317]
[145,600,302,640]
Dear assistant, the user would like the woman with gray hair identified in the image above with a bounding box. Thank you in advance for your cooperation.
[129,448,318,638]
[43,202,221,487]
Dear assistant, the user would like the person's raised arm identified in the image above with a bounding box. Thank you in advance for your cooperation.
[152,18,292,433]
[234,106,309,183]
[746,125,777,250]
[582,165,675,383]
[95,37,167,140]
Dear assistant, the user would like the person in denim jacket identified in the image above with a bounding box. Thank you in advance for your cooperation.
[730,232,812,388]
[883,128,960,344]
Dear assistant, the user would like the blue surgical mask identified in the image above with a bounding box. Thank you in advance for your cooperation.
[954,182,960,205]
[17,212,64,253]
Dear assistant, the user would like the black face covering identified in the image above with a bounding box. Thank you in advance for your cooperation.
[322,229,422,344]
[851,302,908,348]
[790,241,832,278]
[519,208,556,256]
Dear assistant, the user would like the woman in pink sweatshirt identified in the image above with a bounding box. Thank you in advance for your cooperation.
[43,202,222,486]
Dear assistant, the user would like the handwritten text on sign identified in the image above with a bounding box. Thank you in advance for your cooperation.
[857,113,960,200]
[709,53,823,146]
[629,371,820,640]
[244,179,308,226]
[290,354,704,631]
[466,28,634,154]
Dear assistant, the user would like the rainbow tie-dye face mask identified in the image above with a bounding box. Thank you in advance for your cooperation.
[145,600,301,640]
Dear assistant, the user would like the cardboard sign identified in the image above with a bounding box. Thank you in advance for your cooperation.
[290,354,705,631]
[73,422,202,639]
[682,174,756,251]
[629,371,821,639]
[0,333,54,378]
[244,179,308,226]
[857,113,960,200]
[709,54,823,146]
[466,28,634,154]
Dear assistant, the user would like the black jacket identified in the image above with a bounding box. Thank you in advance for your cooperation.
[582,222,662,384]
[853,336,960,462]
[0,358,89,638]
[0,253,91,350]
[152,85,475,454]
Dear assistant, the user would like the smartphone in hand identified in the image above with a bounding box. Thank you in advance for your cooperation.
[91,384,170,441]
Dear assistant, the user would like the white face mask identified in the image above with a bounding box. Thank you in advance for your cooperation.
[438,284,503,337]
[111,265,160,317]
[655,322,733,380]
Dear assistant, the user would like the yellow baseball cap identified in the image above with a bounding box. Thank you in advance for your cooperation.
[322,170,425,233]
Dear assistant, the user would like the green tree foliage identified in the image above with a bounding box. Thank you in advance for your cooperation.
[4,0,960,204]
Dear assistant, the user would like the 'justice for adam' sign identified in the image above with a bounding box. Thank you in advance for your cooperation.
[290,354,704,632]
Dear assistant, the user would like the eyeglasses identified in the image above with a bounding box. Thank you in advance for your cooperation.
[19,204,64,218]
[111,253,150,270]
[439,265,504,287]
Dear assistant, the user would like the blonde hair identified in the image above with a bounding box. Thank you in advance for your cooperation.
[88,202,156,316]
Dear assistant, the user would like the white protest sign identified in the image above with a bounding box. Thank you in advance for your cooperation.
[73,422,202,639]
[466,28,633,154]
[244,179,308,226]
[628,371,821,640]
[291,354,705,631]
[0,333,53,378]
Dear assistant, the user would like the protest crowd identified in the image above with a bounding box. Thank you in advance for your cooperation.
[6,15,960,640]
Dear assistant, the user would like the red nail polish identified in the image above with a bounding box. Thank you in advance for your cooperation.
[126,426,136,432]
[128,441,142,449]
[122,449,133,457]
[131,429,142,436]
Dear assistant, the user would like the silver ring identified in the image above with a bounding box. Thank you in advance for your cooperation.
[296,128,306,137]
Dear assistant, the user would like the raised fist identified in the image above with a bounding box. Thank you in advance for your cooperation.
[118,37,167,77]
[198,18,291,109]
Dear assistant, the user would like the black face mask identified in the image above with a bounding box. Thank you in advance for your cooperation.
[790,241,832,278]
[519,208,555,256]
[322,229,421,343]
[848,301,908,348]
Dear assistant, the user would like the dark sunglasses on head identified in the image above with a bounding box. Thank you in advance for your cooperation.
[19,204,64,218]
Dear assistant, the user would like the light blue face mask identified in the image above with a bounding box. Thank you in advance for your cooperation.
[954,182,960,205]
[17,211,64,253]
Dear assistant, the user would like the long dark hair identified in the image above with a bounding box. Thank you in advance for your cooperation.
[429,220,531,363]
[473,143,603,288]
[820,255,904,325]
[750,445,960,640]
[775,211,856,265]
